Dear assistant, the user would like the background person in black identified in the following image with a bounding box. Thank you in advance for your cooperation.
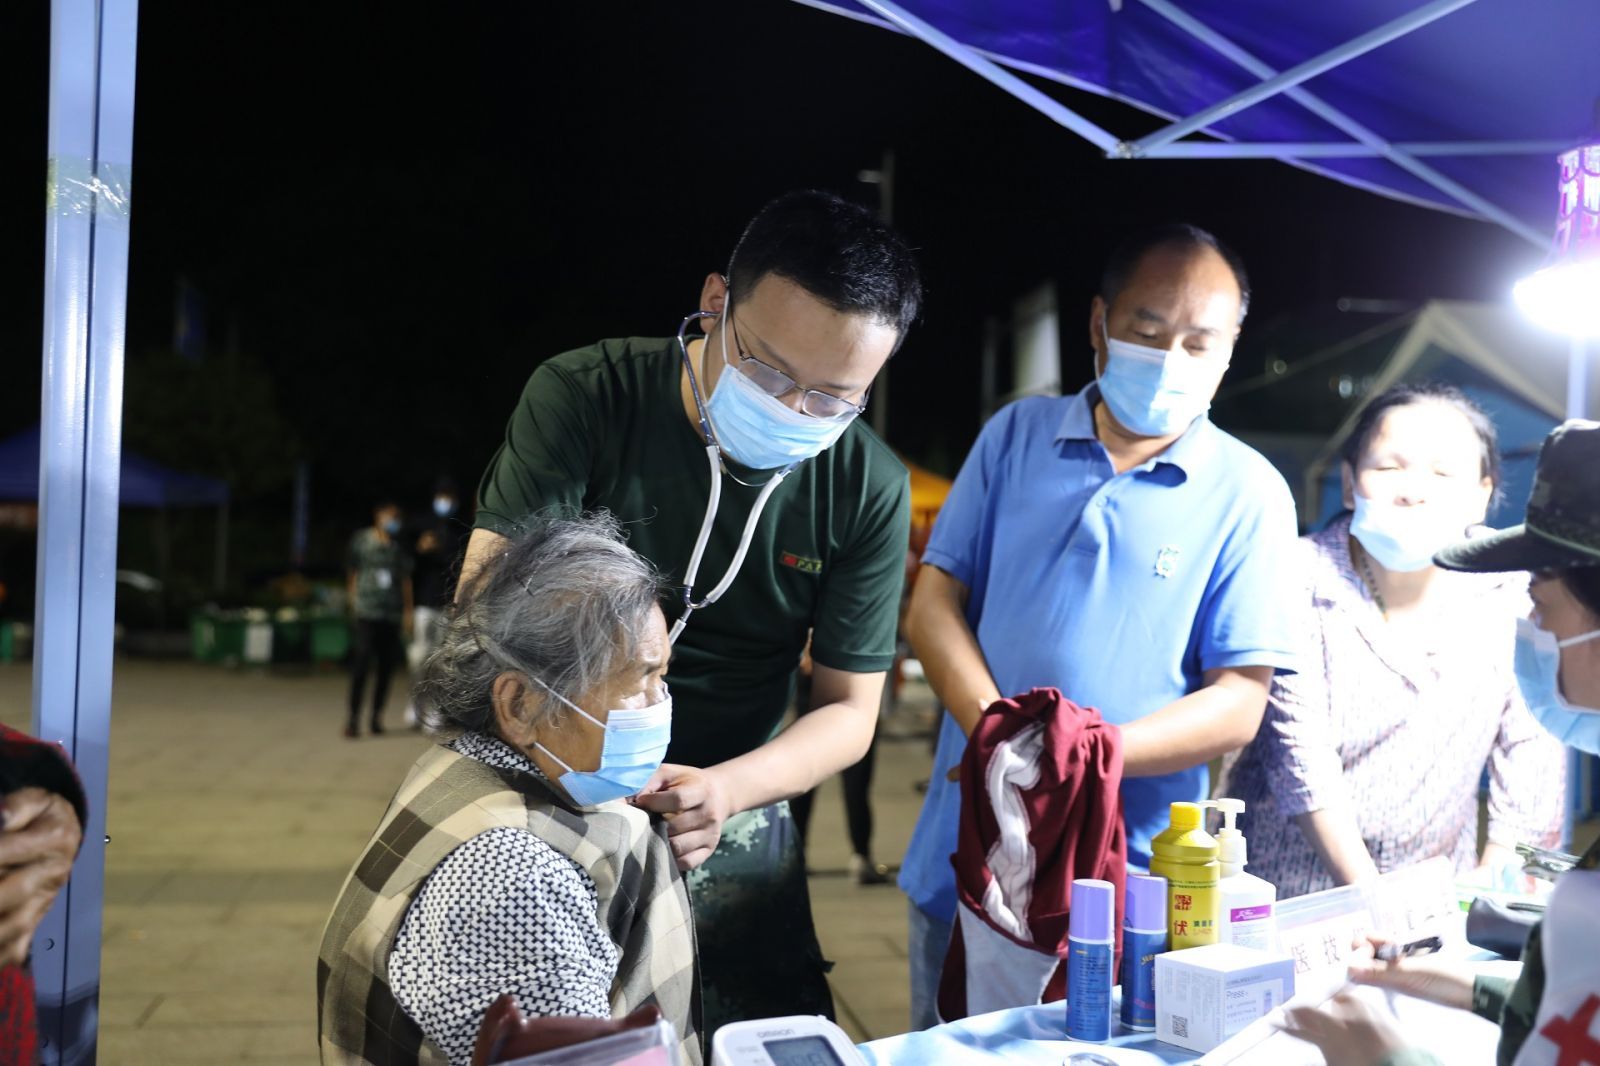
[345,500,413,738]
[403,480,468,730]
[458,191,921,1032]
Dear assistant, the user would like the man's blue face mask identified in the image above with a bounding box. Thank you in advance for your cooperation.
[702,310,854,470]
[1094,321,1227,438]
[1513,617,1600,755]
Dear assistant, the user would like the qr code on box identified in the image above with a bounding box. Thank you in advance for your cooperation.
[1172,1016,1188,1039]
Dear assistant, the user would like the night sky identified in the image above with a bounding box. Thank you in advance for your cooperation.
[0,2,1546,591]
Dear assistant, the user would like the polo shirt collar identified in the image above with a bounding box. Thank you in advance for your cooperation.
[1055,383,1219,476]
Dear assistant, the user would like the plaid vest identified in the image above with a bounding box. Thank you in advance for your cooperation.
[317,743,701,1065]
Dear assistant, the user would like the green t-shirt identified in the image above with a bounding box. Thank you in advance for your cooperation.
[475,336,911,768]
[346,529,412,621]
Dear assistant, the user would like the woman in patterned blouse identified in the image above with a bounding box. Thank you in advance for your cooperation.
[1225,384,1565,899]
[1278,419,1600,1066]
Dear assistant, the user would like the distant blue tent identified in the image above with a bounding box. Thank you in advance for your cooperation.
[0,425,228,508]
[1303,301,1595,529]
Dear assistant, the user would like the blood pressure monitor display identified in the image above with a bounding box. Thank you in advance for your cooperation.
[762,1035,848,1066]
[710,1015,867,1066]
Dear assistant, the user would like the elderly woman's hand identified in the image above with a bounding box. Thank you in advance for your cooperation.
[1277,989,1411,1066]
[631,765,734,871]
[0,787,83,968]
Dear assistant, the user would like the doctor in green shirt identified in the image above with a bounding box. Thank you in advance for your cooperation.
[459,190,921,1033]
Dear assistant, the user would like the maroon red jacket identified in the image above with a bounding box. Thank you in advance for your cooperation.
[938,688,1127,1023]
[0,725,85,1066]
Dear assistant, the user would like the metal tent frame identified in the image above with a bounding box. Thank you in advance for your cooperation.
[805,0,1569,249]
[32,0,139,1062]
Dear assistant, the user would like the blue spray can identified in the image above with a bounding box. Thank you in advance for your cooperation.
[1066,878,1115,1043]
[1120,874,1168,1031]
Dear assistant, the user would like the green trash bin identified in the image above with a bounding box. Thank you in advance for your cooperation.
[310,612,351,665]
[273,609,311,664]
[191,611,219,663]
[212,611,249,665]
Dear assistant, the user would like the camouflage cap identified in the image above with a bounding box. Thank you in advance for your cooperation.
[1436,419,1600,573]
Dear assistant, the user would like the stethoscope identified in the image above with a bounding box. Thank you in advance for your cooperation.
[670,309,798,644]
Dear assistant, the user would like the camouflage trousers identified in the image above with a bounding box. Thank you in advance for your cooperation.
[686,800,834,1039]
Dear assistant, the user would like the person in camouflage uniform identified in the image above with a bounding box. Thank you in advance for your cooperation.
[1282,420,1600,1066]
[345,500,414,738]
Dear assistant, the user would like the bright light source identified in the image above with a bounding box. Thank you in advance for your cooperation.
[1514,258,1600,337]
[1515,142,1600,337]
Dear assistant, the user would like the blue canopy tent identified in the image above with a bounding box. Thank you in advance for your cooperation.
[794,0,1599,418]
[0,425,228,509]
[0,424,231,623]
[793,0,1598,248]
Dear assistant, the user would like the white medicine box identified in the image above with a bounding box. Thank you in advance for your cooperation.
[1154,943,1295,1053]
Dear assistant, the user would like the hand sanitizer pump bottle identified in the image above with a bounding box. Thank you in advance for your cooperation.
[1213,798,1277,952]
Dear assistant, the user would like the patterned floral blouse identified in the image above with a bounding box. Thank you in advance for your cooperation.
[1223,515,1566,899]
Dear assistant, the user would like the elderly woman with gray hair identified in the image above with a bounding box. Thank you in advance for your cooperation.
[317,514,701,1066]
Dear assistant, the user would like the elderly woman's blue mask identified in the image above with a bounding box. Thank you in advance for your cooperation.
[532,678,672,807]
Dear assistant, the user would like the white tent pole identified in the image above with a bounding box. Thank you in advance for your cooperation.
[1569,337,1590,421]
[1144,139,1570,160]
[1570,337,1592,834]
[852,0,1121,152]
[1132,0,1547,248]
[33,0,140,1060]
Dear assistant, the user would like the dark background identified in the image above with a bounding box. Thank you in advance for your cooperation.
[0,1,1546,614]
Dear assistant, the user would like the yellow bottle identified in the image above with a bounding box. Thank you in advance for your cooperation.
[1147,801,1220,949]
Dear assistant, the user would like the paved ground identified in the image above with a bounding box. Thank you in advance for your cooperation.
[0,659,937,1064]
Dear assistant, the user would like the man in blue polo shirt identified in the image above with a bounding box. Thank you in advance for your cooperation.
[898,225,1299,1029]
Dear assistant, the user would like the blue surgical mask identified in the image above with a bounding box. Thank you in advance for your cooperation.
[1513,617,1600,755]
[1095,323,1226,438]
[1349,492,1467,573]
[532,678,672,807]
[432,496,455,518]
[380,517,402,535]
[703,315,853,470]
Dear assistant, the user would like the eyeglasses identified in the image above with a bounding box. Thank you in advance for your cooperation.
[727,313,870,421]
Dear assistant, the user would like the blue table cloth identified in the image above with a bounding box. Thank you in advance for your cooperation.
[859,998,1195,1065]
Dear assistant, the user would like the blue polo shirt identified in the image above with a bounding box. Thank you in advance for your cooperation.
[899,386,1300,923]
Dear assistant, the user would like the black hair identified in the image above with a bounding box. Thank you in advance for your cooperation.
[726,190,922,343]
[1100,223,1251,322]
[1564,564,1600,621]
[1338,384,1502,496]
[373,499,400,514]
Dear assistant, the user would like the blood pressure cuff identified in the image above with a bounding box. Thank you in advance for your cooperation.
[0,726,87,832]
[1465,896,1539,961]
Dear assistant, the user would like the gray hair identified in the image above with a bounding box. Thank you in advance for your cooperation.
[414,511,664,741]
